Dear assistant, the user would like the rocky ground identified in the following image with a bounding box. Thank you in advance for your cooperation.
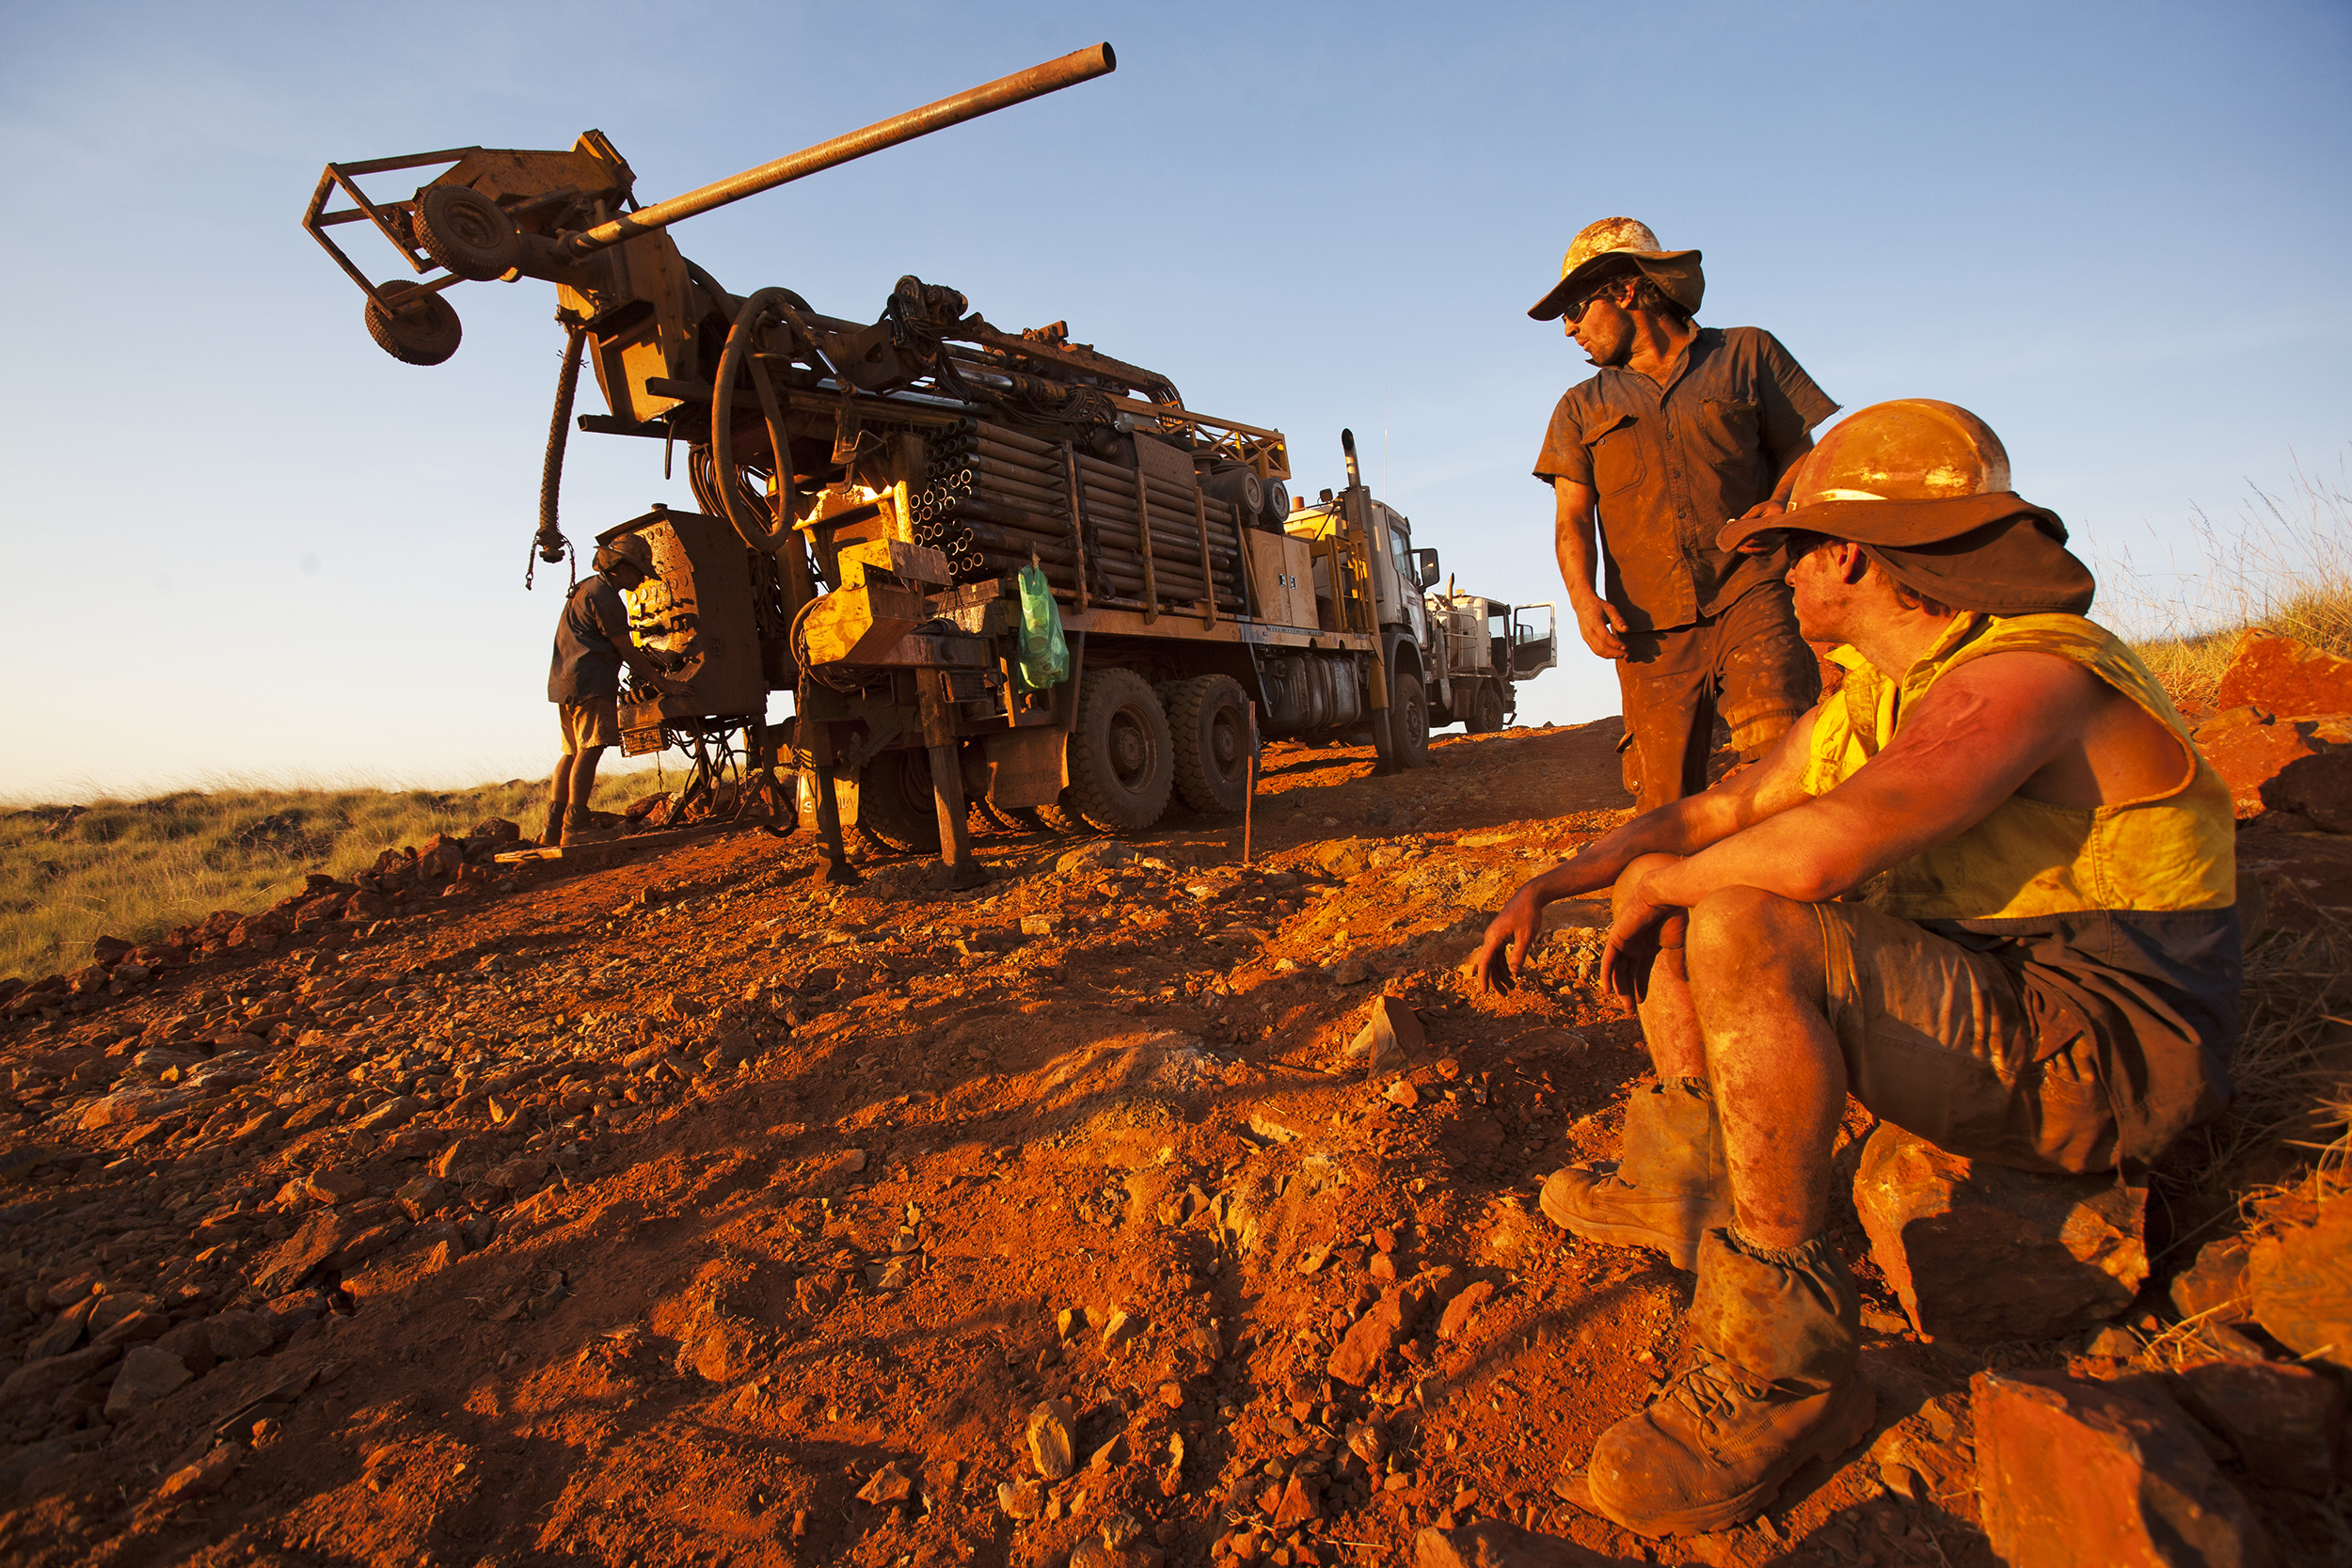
[0,712,2346,1568]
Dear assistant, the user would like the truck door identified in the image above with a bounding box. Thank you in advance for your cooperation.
[1385,516,1428,649]
[1512,604,1557,677]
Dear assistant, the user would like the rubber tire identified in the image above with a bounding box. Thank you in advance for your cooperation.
[414,184,522,281]
[1034,790,1089,836]
[1389,668,1431,769]
[852,749,941,855]
[364,280,461,366]
[1066,668,1174,833]
[1468,680,1507,735]
[1167,674,1253,815]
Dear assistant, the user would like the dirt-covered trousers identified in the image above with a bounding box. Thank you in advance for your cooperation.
[1613,580,1819,811]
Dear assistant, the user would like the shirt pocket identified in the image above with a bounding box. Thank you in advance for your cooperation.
[1693,397,1761,466]
[1584,412,1645,499]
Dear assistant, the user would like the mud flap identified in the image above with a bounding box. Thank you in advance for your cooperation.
[985,728,1067,809]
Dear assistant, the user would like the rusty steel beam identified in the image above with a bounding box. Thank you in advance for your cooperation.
[557,44,1116,261]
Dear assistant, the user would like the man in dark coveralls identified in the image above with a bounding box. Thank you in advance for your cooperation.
[1531,218,1839,810]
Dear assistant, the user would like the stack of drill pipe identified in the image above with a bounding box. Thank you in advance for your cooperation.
[907,418,1248,609]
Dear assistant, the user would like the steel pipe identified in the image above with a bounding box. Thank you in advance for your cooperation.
[559,45,1117,259]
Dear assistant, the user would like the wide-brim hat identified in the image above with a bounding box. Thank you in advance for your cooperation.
[1529,216,1704,321]
[593,532,656,577]
[1717,398,2094,616]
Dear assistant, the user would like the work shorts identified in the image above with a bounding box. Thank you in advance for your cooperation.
[557,697,621,754]
[1813,900,2118,1174]
[1615,581,1819,812]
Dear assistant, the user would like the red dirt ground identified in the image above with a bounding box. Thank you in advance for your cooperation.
[0,719,2328,1566]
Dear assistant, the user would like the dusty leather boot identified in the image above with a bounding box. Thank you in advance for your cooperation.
[1541,1077,1731,1272]
[1584,1227,1874,1537]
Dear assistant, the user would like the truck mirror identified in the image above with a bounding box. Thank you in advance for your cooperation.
[1414,548,1440,589]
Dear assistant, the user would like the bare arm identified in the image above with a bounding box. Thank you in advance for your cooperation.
[1598,653,2118,997]
[1553,479,1629,659]
[1464,708,1820,990]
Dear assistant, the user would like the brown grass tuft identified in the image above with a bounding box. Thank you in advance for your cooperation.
[2095,455,2352,713]
[0,771,657,979]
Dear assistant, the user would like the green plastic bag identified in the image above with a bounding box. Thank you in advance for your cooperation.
[1012,565,1070,691]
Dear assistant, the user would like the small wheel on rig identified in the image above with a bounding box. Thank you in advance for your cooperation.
[1067,668,1174,834]
[364,280,462,366]
[1468,679,1506,735]
[851,749,941,855]
[414,184,522,280]
[1167,674,1253,815]
[1389,667,1432,768]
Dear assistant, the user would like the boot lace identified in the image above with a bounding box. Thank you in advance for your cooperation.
[1654,1348,1774,1439]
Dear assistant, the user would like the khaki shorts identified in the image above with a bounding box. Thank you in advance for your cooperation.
[1813,901,2118,1174]
[558,697,621,754]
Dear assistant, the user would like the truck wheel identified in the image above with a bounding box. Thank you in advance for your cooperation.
[1468,681,1506,735]
[1167,674,1252,815]
[1067,668,1174,833]
[1034,790,1089,835]
[852,750,941,855]
[1389,669,1431,768]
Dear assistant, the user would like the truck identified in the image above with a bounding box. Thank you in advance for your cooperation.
[297,42,1552,887]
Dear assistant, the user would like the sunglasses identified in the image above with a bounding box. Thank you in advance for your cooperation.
[1563,279,1630,325]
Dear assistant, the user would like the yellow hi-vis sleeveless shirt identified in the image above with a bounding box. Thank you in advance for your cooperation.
[1804,612,2242,1164]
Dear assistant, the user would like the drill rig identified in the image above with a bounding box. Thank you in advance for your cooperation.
[303,43,1428,889]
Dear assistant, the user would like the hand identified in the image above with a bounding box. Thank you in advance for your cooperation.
[1598,874,1682,1009]
[1570,594,1629,661]
[1463,887,1543,995]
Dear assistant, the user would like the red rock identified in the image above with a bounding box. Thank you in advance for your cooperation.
[1974,1370,2265,1568]
[2247,1190,2352,1371]
[1853,1123,2146,1343]
[1438,1279,1495,1341]
[1270,1474,1322,1528]
[89,935,134,965]
[2171,1360,2344,1494]
[2193,706,2322,818]
[2217,629,2352,715]
[155,1441,245,1502]
[0,1340,119,1403]
[250,1212,354,1297]
[2169,1235,2250,1323]
[1327,1289,1416,1386]
[2260,751,2352,832]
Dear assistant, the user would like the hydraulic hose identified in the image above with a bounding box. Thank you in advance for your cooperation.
[533,322,588,578]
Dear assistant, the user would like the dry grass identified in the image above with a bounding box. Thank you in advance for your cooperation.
[2095,455,2352,713]
[0,771,658,981]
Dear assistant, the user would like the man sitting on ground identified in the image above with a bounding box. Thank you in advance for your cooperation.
[1462,399,2242,1539]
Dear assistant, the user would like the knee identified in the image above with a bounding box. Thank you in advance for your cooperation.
[1685,885,1817,987]
[1612,852,1683,918]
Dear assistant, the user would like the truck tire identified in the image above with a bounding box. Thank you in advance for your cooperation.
[1034,790,1089,835]
[853,749,941,855]
[1468,680,1506,735]
[1389,668,1431,769]
[1066,668,1174,833]
[1167,674,1253,815]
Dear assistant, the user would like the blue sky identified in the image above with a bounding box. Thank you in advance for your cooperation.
[2,1,2345,800]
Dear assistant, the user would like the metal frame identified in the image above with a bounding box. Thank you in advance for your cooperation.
[300,148,484,308]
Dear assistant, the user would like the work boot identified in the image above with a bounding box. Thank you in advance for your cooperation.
[1583,1227,1874,1537]
[1541,1078,1730,1272]
[559,813,616,848]
[538,806,564,849]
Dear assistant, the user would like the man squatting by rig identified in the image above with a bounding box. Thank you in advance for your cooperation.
[1531,218,1837,811]
[1466,398,2242,1538]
